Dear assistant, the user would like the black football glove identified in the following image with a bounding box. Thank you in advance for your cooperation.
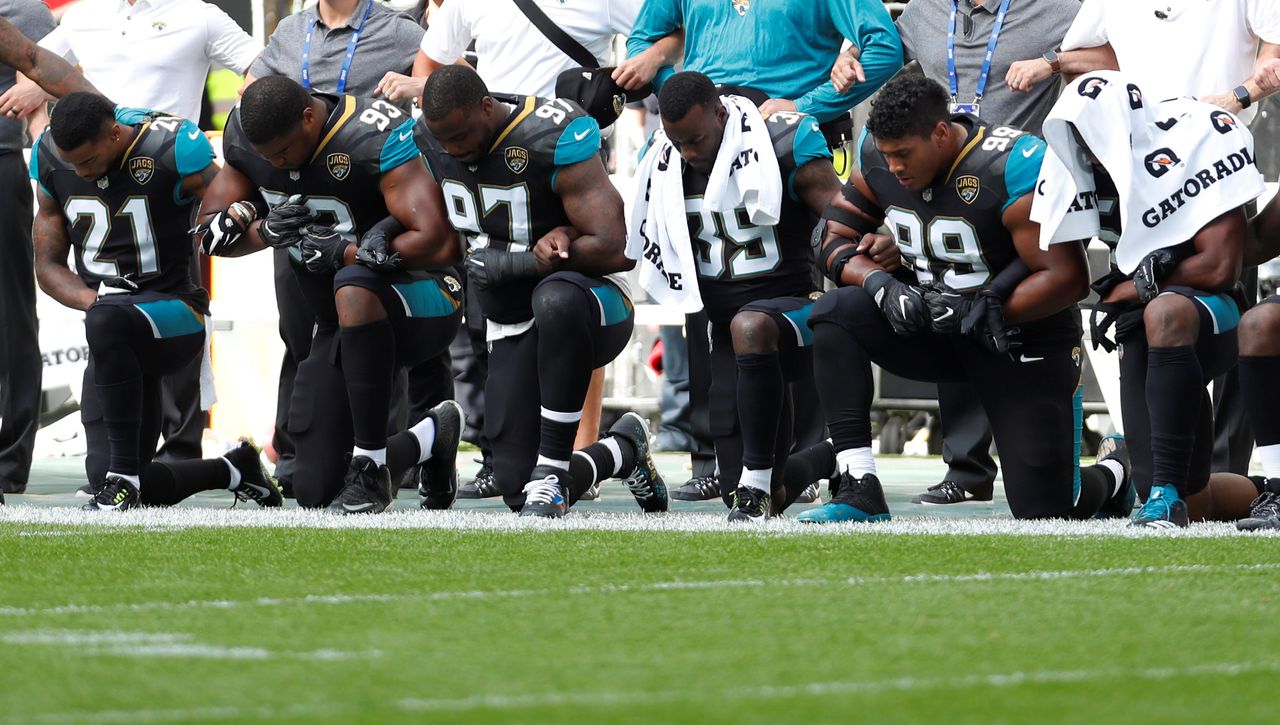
[862,269,930,336]
[259,195,316,249]
[298,224,351,273]
[1133,248,1181,304]
[355,226,403,272]
[959,290,1020,355]
[192,200,257,257]
[464,248,541,290]
[923,288,975,335]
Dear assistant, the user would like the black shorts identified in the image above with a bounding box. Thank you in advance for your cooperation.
[333,264,463,368]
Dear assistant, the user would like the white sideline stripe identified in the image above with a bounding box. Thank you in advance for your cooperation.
[3,562,1276,618]
[4,505,1280,538]
[2,630,380,661]
[12,659,1280,724]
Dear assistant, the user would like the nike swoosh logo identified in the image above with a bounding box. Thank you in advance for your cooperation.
[1019,354,1044,363]
[188,129,201,140]
[1022,145,1038,158]
[574,129,591,141]
[306,249,322,264]
[343,502,376,512]
[398,128,413,141]
[934,308,954,321]
[899,295,911,317]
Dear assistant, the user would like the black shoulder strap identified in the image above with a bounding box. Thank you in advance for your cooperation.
[511,0,598,68]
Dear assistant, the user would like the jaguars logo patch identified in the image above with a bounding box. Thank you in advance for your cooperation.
[326,152,351,181]
[1143,148,1180,178]
[1210,110,1238,134]
[956,175,980,205]
[504,147,529,174]
[1071,346,1082,368]
[129,157,154,185]
[1077,76,1108,99]
[443,275,462,294]
[732,0,750,16]
[808,290,825,301]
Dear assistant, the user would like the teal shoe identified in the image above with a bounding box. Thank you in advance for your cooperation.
[796,472,891,524]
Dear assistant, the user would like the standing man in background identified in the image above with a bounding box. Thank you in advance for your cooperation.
[246,0,429,496]
[0,0,260,482]
[0,1,54,501]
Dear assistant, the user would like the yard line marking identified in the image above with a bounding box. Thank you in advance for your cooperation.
[2,629,381,661]
[12,659,1280,723]
[3,562,1277,618]
[4,505,1280,538]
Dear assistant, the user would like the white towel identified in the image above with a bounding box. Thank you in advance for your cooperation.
[625,95,782,311]
[1032,71,1264,273]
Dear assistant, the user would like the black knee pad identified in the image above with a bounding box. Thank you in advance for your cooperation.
[531,277,590,328]
[84,302,142,350]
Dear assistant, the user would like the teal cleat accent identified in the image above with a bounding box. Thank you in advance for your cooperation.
[1129,484,1188,529]
[796,472,891,524]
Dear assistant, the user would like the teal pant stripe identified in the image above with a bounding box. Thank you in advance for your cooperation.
[1193,293,1240,334]
[134,299,203,339]
[590,284,631,327]
[1072,382,1083,506]
[781,304,816,347]
[392,281,459,319]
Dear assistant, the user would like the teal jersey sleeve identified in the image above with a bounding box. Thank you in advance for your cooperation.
[1003,134,1045,212]
[554,116,601,167]
[626,0,682,91]
[792,116,832,167]
[114,106,161,125]
[174,120,215,177]
[854,126,870,172]
[381,117,421,173]
[28,132,51,196]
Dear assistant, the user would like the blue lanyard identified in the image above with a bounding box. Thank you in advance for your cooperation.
[301,0,373,94]
[947,0,1012,103]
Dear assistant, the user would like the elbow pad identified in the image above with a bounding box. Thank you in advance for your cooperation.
[813,182,884,283]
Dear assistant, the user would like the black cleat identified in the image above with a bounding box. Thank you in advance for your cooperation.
[225,439,283,508]
[417,400,465,510]
[519,466,568,518]
[911,480,991,504]
[1237,491,1280,531]
[727,485,771,522]
[83,475,141,511]
[671,474,720,501]
[75,481,101,499]
[795,481,821,504]
[578,481,601,501]
[608,412,668,512]
[457,458,499,498]
[327,456,394,515]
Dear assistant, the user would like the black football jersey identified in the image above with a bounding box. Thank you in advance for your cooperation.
[31,107,214,310]
[859,115,1045,293]
[666,110,831,322]
[222,93,423,323]
[417,94,602,324]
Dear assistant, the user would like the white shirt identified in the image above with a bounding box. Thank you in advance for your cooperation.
[1062,0,1280,124]
[421,0,640,98]
[39,0,261,121]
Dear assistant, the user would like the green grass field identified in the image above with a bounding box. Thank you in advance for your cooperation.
[2,454,1279,724]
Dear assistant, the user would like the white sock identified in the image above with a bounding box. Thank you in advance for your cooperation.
[107,472,141,489]
[223,457,242,490]
[536,455,570,471]
[835,447,875,478]
[353,446,387,466]
[1098,459,1126,497]
[739,468,772,493]
[601,436,625,477]
[1259,443,1280,480]
[410,417,437,464]
[540,406,583,424]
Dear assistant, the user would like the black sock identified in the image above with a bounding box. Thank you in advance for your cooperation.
[778,441,836,511]
[1070,465,1112,518]
[566,437,638,505]
[340,320,396,450]
[812,320,875,453]
[533,282,595,467]
[1239,355,1280,446]
[735,352,784,472]
[1145,345,1202,497]
[139,459,231,506]
[97,378,143,476]
[386,430,422,484]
